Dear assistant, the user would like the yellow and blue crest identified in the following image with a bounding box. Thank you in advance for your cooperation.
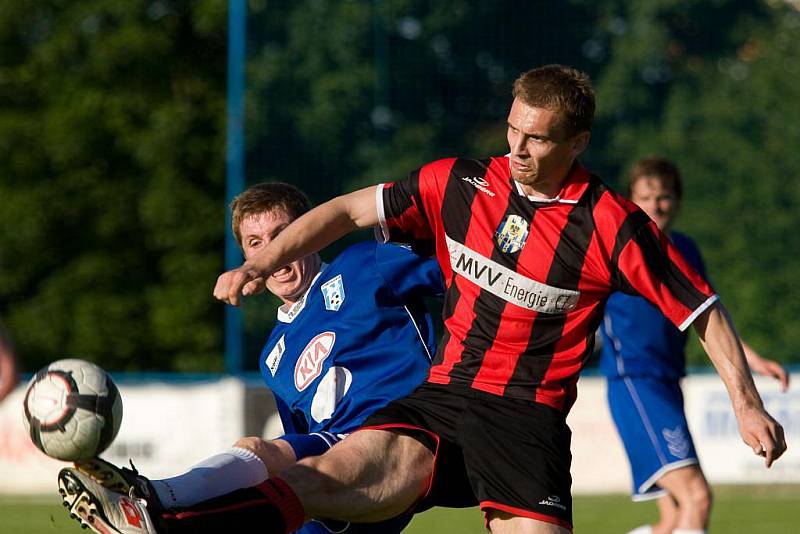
[495,214,529,254]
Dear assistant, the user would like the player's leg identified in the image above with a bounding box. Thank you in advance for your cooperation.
[651,494,679,534]
[282,428,434,523]
[607,377,701,533]
[486,510,571,533]
[77,439,274,510]
[654,464,712,532]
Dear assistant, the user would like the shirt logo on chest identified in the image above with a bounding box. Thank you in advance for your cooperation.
[495,214,529,254]
[321,274,345,311]
[264,335,286,377]
[295,332,336,391]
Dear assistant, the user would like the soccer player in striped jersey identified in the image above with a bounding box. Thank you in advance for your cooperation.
[206,65,784,534]
[58,182,443,534]
[600,157,789,534]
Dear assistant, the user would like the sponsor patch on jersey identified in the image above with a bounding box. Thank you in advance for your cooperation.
[295,332,336,391]
[264,335,285,377]
[495,214,529,253]
[446,234,579,314]
[321,274,345,311]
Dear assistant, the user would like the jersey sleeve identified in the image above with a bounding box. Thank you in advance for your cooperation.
[373,242,444,299]
[612,219,718,332]
[375,160,449,257]
[274,395,308,435]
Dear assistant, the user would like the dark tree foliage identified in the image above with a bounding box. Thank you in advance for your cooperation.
[1,0,796,372]
[0,1,228,371]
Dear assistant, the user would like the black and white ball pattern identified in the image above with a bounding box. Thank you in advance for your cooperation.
[22,358,123,461]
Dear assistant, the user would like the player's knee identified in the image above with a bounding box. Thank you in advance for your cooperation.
[234,436,271,463]
[678,478,712,517]
[689,480,712,515]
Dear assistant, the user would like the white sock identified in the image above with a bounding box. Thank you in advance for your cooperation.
[152,447,269,508]
[626,527,653,534]
[672,530,706,534]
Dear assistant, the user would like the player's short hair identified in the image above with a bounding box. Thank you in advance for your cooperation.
[627,157,683,202]
[512,64,595,138]
[230,182,312,246]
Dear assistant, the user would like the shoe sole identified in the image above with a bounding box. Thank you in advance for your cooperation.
[58,469,121,534]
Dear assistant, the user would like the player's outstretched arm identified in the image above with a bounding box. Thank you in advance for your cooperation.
[693,302,787,467]
[741,340,790,392]
[214,186,379,306]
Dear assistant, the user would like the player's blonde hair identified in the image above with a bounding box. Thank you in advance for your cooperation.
[230,182,311,247]
[512,64,595,138]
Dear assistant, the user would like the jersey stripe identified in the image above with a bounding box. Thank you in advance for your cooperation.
[432,158,492,383]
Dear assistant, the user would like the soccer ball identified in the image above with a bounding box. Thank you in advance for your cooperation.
[22,358,123,461]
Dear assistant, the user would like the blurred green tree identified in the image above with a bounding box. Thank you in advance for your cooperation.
[0,1,228,371]
[591,0,799,365]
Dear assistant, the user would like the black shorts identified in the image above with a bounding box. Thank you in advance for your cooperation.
[362,382,573,531]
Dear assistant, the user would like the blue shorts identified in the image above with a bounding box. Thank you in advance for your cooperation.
[607,376,699,501]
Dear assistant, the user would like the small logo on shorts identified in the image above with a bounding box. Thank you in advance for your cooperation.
[663,426,690,459]
[538,495,567,511]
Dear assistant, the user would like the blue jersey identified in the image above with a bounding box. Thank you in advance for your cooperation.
[259,240,442,441]
[599,232,707,380]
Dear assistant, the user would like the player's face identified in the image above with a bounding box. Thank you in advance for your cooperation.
[239,210,318,306]
[506,98,590,195]
[630,177,679,232]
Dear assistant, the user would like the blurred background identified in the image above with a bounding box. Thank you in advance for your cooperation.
[2,0,799,375]
[1,0,799,531]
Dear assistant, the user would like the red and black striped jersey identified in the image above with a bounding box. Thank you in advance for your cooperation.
[376,156,717,413]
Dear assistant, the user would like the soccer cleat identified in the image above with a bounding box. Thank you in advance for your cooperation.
[75,457,162,512]
[58,467,159,534]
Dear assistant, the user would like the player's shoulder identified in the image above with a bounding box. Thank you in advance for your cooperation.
[331,241,379,267]
[584,175,643,222]
[670,230,698,249]
[669,231,704,260]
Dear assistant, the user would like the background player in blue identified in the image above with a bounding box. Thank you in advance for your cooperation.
[65,182,443,534]
[599,157,790,534]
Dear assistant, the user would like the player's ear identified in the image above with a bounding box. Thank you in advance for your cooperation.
[572,131,590,156]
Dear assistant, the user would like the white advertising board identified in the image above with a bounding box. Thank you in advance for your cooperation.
[1,374,797,495]
[0,378,246,494]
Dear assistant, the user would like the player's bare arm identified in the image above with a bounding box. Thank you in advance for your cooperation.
[741,339,790,392]
[214,186,379,306]
[693,301,787,467]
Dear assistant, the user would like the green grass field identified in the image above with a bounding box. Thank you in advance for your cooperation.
[2,485,797,533]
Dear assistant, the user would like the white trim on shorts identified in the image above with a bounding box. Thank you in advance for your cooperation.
[634,458,700,501]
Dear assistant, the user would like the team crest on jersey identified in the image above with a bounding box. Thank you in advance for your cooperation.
[495,215,529,254]
[295,332,336,391]
[321,274,345,311]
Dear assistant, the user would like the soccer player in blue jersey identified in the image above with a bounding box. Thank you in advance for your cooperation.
[599,157,789,534]
[60,182,443,534]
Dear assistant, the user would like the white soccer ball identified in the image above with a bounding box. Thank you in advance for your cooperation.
[22,358,123,461]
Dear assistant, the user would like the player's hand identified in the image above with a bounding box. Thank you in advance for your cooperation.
[213,265,266,306]
[749,357,790,392]
[737,404,787,468]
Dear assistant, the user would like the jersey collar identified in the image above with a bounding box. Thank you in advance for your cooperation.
[276,263,327,323]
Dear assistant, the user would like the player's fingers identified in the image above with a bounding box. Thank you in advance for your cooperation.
[243,277,266,296]
[213,273,233,304]
[774,365,790,392]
